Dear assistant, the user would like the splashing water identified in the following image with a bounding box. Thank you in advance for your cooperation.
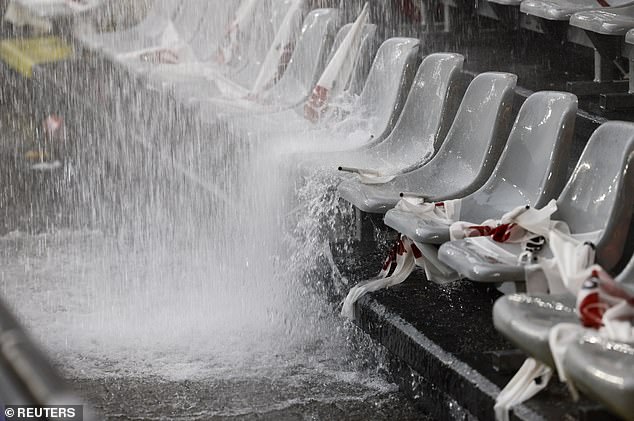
[0,1,431,418]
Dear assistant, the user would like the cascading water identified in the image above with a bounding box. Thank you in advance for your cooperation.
[0,1,428,418]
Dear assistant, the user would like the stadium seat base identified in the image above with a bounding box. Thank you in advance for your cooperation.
[565,79,629,97]
[600,91,634,110]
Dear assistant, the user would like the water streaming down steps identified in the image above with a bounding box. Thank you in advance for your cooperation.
[0,1,428,418]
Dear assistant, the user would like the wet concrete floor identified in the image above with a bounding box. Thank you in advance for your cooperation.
[0,85,431,421]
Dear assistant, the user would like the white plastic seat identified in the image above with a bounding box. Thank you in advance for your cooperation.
[331,53,466,175]
[84,1,225,123]
[329,23,379,97]
[488,0,523,6]
[522,0,634,102]
[563,333,634,420]
[128,0,285,94]
[385,91,577,246]
[571,3,634,35]
[232,23,385,129]
[184,8,340,115]
[569,6,634,108]
[493,252,634,368]
[74,0,183,51]
[117,0,300,134]
[314,37,421,144]
[562,258,634,418]
[337,72,517,214]
[97,0,214,58]
[521,0,634,21]
[116,7,337,139]
[8,0,102,19]
[209,35,419,145]
[438,121,634,283]
[194,0,288,89]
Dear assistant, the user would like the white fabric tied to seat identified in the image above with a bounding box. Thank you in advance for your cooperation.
[490,213,599,420]
[304,2,370,122]
[393,196,464,282]
[250,0,304,95]
[494,246,634,416]
[386,199,593,291]
[548,268,634,388]
[341,197,462,320]
[341,235,424,320]
[444,199,600,294]
[216,0,259,65]
[494,358,553,421]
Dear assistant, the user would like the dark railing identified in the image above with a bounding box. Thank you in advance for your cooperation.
[0,297,95,419]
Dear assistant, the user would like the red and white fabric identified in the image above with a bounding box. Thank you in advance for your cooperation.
[216,0,259,65]
[305,2,370,123]
[251,0,304,95]
[341,197,464,320]
[341,235,424,320]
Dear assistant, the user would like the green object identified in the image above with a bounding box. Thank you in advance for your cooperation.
[0,36,73,77]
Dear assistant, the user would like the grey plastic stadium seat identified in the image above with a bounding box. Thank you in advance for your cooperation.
[129,0,282,91]
[263,21,378,107]
[561,260,634,418]
[337,72,517,214]
[75,0,183,51]
[157,20,371,130]
[10,0,102,19]
[332,53,466,174]
[325,23,379,96]
[101,0,207,57]
[439,121,634,283]
[215,35,418,141]
[345,25,379,96]
[521,0,634,21]
[563,334,634,420]
[521,0,634,102]
[244,23,383,126]
[495,293,578,367]
[493,252,634,369]
[385,91,577,245]
[319,37,421,142]
[220,0,288,86]
[567,4,634,106]
[571,3,634,35]
[488,0,523,6]
[246,7,341,107]
[126,0,295,130]
[185,8,340,114]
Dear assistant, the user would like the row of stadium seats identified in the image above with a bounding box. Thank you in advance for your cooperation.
[437,0,634,110]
